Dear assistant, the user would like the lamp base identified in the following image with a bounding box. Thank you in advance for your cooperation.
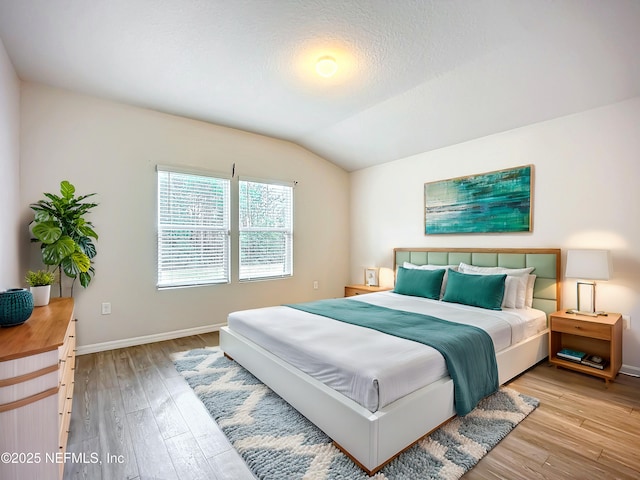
[565,309,608,317]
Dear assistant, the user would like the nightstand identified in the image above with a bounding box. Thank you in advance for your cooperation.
[344,284,392,297]
[548,310,622,384]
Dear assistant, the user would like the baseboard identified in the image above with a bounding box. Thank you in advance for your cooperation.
[620,364,640,377]
[76,323,225,355]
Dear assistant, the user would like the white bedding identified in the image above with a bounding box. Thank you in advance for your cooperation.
[227,291,546,412]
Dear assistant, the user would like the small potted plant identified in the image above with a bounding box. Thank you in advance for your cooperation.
[25,270,55,306]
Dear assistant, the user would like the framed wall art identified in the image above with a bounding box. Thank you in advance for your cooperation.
[424,165,533,234]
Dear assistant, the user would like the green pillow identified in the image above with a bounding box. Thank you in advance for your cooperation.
[393,267,445,300]
[442,269,506,310]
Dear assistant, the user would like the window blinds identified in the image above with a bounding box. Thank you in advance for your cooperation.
[157,167,230,287]
[239,179,293,280]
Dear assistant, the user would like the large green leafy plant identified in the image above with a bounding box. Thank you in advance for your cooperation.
[30,181,98,296]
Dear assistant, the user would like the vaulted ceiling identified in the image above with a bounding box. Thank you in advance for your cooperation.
[0,0,638,171]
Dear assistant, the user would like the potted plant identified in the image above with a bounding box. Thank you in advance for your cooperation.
[30,180,98,297]
[25,269,55,306]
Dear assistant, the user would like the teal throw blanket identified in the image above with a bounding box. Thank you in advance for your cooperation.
[286,298,498,416]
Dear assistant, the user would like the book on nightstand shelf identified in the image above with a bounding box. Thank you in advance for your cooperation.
[557,348,587,363]
[581,355,607,370]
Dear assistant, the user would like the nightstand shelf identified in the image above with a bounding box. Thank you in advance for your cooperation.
[344,285,392,297]
[549,310,622,384]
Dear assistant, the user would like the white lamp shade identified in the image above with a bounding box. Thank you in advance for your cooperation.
[565,249,612,280]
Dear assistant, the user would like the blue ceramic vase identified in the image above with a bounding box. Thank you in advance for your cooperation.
[0,288,34,327]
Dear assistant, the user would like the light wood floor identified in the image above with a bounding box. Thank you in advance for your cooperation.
[63,333,640,480]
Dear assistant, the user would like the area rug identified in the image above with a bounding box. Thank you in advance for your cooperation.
[173,347,539,480]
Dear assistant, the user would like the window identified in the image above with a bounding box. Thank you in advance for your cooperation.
[157,166,230,288]
[239,178,293,280]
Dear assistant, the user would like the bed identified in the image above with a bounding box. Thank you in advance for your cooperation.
[220,248,561,474]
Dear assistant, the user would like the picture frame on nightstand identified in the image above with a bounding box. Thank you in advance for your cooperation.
[364,267,379,287]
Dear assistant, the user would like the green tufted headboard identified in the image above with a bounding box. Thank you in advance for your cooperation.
[394,248,561,319]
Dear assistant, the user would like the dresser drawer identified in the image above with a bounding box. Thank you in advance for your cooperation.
[58,320,75,381]
[58,320,76,426]
[551,317,611,340]
[58,350,75,417]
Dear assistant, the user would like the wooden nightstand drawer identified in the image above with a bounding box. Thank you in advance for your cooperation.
[551,316,612,340]
[345,285,391,297]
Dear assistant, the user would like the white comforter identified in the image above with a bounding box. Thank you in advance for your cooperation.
[227,291,546,412]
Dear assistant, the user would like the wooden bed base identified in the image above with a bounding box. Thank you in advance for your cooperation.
[220,326,549,474]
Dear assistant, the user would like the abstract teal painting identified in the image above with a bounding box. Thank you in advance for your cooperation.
[425,165,532,234]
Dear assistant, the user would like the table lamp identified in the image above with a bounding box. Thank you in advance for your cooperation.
[565,249,612,316]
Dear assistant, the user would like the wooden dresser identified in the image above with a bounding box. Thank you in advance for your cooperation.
[0,298,76,480]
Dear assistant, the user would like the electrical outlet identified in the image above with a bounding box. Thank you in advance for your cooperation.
[313,281,319,290]
[101,302,112,315]
[622,314,631,330]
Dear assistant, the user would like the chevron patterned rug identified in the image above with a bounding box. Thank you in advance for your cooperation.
[173,347,539,480]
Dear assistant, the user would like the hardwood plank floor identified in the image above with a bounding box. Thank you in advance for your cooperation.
[64,333,640,479]
[467,364,640,479]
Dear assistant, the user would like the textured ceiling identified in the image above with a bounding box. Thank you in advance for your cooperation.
[0,0,638,171]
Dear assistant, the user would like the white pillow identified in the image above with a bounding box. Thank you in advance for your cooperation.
[458,263,535,309]
[502,276,520,308]
[525,274,536,308]
[403,262,458,299]
[458,263,534,277]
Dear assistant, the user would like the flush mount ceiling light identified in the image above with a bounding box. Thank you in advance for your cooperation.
[315,56,338,77]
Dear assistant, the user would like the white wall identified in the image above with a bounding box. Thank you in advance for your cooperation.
[19,83,350,349]
[350,97,640,372]
[0,38,20,290]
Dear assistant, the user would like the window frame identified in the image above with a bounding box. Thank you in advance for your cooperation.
[238,176,294,282]
[156,165,231,289]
